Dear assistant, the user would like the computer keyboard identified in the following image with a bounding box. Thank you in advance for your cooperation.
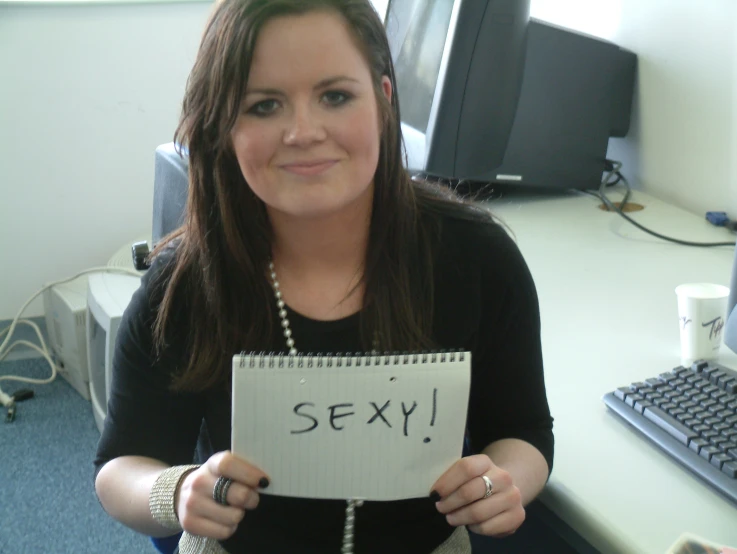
[603,360,737,506]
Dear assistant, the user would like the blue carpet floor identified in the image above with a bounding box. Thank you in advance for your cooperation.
[0,358,153,553]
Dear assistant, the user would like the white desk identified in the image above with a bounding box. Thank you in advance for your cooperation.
[487,190,737,554]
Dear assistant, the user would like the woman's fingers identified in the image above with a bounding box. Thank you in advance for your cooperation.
[443,483,522,526]
[175,451,268,539]
[224,480,260,511]
[435,466,512,515]
[178,508,240,541]
[467,501,526,536]
[205,451,270,491]
[430,454,492,501]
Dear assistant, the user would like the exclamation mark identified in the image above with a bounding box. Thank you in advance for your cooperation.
[423,388,438,443]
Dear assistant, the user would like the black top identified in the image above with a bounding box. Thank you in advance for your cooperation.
[94,215,554,554]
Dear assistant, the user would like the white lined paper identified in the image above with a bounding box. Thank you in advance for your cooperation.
[231,353,471,500]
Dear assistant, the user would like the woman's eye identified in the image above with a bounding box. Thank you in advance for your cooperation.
[247,99,280,116]
[323,91,351,107]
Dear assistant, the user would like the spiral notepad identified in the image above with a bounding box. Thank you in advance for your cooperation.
[231,351,471,501]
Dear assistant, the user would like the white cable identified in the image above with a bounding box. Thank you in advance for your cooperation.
[0,319,57,369]
[0,387,13,408]
[0,340,57,381]
[0,266,141,357]
[0,265,142,404]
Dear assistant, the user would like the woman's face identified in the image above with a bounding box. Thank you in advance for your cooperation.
[230,10,392,221]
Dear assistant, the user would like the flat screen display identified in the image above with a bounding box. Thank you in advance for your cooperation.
[386,0,455,134]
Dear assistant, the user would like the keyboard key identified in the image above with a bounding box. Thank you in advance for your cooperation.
[681,401,697,411]
[661,402,676,412]
[676,412,691,423]
[728,447,737,459]
[686,374,702,384]
[722,441,737,455]
[723,379,737,394]
[674,366,689,375]
[670,408,685,417]
[626,394,644,408]
[614,387,630,401]
[703,384,719,395]
[659,372,677,382]
[646,392,661,402]
[703,431,718,441]
[722,461,737,478]
[689,438,709,454]
[691,361,709,372]
[703,366,718,378]
[634,400,652,415]
[711,390,728,402]
[700,399,717,410]
[710,371,726,385]
[630,381,649,391]
[693,394,709,404]
[708,403,725,415]
[694,424,710,434]
[644,406,698,445]
[713,423,731,433]
[646,378,664,388]
[671,378,686,388]
[711,453,732,469]
[717,374,733,388]
[726,414,737,425]
[700,445,720,461]
[709,454,732,469]
[691,406,707,416]
[717,409,733,419]
[693,377,712,388]
[729,400,737,410]
[705,417,721,426]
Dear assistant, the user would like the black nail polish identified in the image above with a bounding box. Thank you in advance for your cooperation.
[430,490,441,502]
[258,477,270,489]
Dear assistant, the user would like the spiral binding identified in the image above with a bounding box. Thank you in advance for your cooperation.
[236,350,466,369]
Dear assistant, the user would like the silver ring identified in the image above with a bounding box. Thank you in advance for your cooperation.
[481,475,493,499]
[213,476,233,506]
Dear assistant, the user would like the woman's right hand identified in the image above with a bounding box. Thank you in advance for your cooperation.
[175,451,269,540]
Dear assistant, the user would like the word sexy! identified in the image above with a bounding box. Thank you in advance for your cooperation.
[290,388,439,443]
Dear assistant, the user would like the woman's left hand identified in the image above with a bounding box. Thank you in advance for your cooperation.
[430,454,525,537]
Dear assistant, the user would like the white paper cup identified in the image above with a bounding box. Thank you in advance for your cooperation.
[675,283,730,366]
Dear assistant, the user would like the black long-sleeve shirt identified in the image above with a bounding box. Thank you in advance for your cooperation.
[94,214,554,554]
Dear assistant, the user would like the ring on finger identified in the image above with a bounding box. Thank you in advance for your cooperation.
[481,475,494,499]
[213,476,233,506]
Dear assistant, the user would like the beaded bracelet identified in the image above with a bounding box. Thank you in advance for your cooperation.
[149,464,201,530]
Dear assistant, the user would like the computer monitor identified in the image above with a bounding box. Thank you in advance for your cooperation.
[385,0,530,181]
[724,246,737,354]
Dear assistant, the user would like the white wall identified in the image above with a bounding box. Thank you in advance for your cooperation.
[531,0,737,216]
[1,0,736,320]
[0,1,212,319]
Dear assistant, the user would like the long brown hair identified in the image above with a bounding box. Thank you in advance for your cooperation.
[153,0,494,391]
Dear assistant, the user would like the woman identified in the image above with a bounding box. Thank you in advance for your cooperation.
[94,1,554,553]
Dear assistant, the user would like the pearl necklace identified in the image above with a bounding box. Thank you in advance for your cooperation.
[268,261,364,554]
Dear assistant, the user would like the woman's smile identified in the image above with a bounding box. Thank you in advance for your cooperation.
[279,159,339,177]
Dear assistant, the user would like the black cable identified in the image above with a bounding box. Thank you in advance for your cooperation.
[589,161,735,248]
